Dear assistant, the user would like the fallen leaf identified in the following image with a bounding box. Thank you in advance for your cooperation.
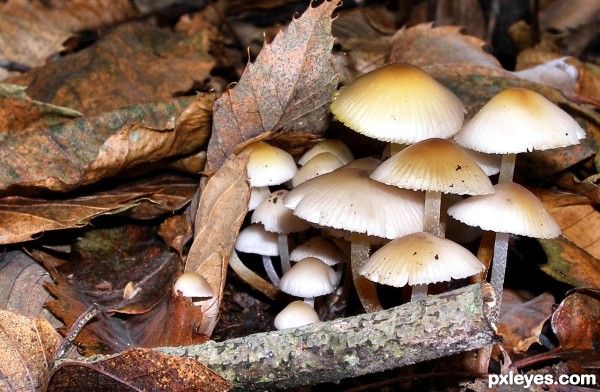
[552,289,600,350]
[0,250,60,327]
[0,174,197,245]
[206,0,339,172]
[538,236,600,289]
[0,95,210,193]
[47,347,231,391]
[498,291,555,355]
[187,151,251,336]
[10,22,217,114]
[0,309,62,392]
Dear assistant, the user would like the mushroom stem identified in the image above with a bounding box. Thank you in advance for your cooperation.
[489,231,510,320]
[229,251,279,300]
[350,234,383,312]
[303,297,315,308]
[278,233,291,273]
[424,190,443,237]
[411,284,428,301]
[262,255,280,286]
[498,153,516,183]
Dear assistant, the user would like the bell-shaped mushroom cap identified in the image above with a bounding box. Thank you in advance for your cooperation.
[283,161,425,240]
[370,138,494,195]
[447,182,561,238]
[173,272,214,300]
[463,148,502,177]
[235,224,279,256]
[246,141,297,187]
[454,87,586,154]
[359,232,485,286]
[248,186,271,211]
[292,152,344,187]
[330,63,465,144]
[290,236,347,266]
[298,139,354,166]
[274,300,320,330]
[279,257,337,298]
[251,190,311,233]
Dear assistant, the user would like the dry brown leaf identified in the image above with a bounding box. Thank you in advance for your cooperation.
[551,289,600,350]
[206,0,340,172]
[538,236,600,289]
[0,250,61,327]
[47,347,230,391]
[0,174,197,245]
[0,309,62,392]
[9,22,217,114]
[498,291,555,355]
[187,151,251,336]
[0,95,210,193]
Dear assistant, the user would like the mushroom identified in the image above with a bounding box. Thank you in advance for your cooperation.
[251,189,311,274]
[330,63,465,154]
[274,300,320,330]
[235,223,280,285]
[283,158,424,311]
[371,138,494,240]
[173,272,214,306]
[447,182,561,315]
[278,257,337,308]
[358,232,484,300]
[290,236,348,286]
[298,139,354,166]
[292,152,344,187]
[245,141,298,187]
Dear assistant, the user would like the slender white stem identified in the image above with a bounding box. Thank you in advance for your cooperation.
[278,233,291,273]
[498,153,516,183]
[303,297,315,308]
[424,190,442,237]
[262,255,280,285]
[411,284,428,301]
[489,231,510,321]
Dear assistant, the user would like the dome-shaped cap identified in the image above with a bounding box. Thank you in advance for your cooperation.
[284,162,425,239]
[274,300,320,330]
[235,224,279,256]
[330,63,465,144]
[358,232,484,286]
[290,236,347,266]
[279,257,337,298]
[246,141,297,186]
[447,182,561,238]
[370,138,494,195]
[292,152,344,187]
[454,87,586,154]
[298,139,354,166]
[251,190,311,233]
[173,272,214,303]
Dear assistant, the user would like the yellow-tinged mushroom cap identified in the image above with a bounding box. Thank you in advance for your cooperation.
[454,87,586,154]
[330,63,465,144]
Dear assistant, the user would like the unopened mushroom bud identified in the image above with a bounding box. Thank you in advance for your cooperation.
[173,272,213,306]
[274,300,320,330]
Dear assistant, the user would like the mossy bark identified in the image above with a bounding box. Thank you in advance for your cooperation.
[159,283,498,390]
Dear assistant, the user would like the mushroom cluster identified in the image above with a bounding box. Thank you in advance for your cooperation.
[230,63,585,327]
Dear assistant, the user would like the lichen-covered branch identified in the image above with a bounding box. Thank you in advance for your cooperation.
[159,283,498,390]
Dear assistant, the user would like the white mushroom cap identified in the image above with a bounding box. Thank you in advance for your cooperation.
[173,272,214,305]
[358,232,484,286]
[279,257,337,298]
[235,224,279,256]
[283,162,425,239]
[274,300,320,330]
[246,141,298,187]
[292,152,344,187]
[447,182,561,238]
[454,87,586,154]
[462,148,502,177]
[290,236,347,266]
[248,186,271,211]
[330,63,465,144]
[251,190,311,233]
[370,138,494,195]
[298,139,354,166]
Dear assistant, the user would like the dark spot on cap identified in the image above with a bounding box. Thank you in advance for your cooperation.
[456,165,462,171]
[435,254,439,260]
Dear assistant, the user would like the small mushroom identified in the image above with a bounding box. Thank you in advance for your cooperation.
[235,223,280,285]
[278,257,337,308]
[274,300,320,330]
[173,272,214,306]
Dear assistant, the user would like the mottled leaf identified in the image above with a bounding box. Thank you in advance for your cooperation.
[0,310,62,392]
[0,95,211,193]
[187,150,250,336]
[10,22,217,114]
[0,250,60,327]
[206,0,339,171]
[538,236,600,289]
[0,174,197,245]
[47,347,231,392]
[498,291,555,355]
[552,289,600,350]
